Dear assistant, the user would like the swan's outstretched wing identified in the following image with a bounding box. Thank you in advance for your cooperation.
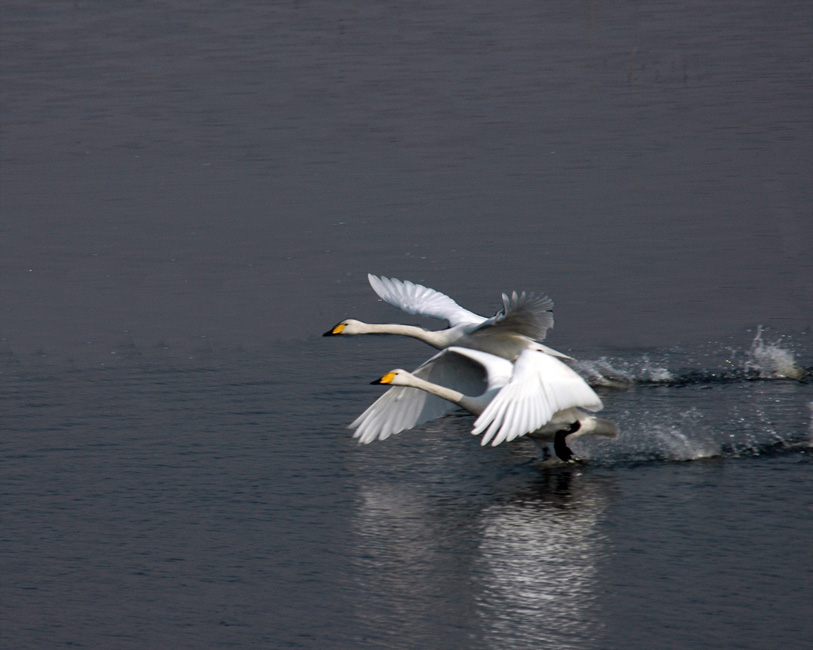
[350,348,490,443]
[471,291,555,342]
[472,350,604,447]
[350,385,455,444]
[368,274,484,327]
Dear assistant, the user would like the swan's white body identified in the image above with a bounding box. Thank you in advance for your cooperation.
[326,275,571,361]
[352,347,616,453]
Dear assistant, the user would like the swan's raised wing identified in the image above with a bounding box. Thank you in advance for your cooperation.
[368,274,484,327]
[471,291,555,342]
[472,349,604,447]
[350,348,491,443]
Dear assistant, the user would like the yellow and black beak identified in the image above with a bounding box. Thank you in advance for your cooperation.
[323,322,346,336]
[371,371,397,385]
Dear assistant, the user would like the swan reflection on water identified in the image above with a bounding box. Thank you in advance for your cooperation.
[351,468,615,649]
[473,472,613,649]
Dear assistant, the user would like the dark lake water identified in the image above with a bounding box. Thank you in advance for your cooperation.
[2,2,811,649]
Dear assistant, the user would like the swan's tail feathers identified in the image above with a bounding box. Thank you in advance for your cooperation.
[533,343,574,361]
[575,416,619,439]
[591,417,619,438]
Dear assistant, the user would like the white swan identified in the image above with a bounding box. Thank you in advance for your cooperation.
[352,346,617,460]
[325,274,571,361]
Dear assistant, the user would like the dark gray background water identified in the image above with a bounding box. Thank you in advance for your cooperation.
[2,2,811,649]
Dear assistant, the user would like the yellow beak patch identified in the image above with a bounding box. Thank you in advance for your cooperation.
[378,371,397,385]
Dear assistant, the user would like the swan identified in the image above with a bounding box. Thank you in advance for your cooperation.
[325,274,571,361]
[352,346,617,461]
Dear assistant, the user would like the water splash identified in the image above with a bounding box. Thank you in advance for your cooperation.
[585,406,723,464]
[745,326,807,379]
[569,330,812,466]
[654,408,722,461]
[576,355,672,388]
[808,401,813,440]
[577,327,809,387]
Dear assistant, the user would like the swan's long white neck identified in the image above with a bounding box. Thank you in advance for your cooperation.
[354,322,459,349]
[397,373,487,415]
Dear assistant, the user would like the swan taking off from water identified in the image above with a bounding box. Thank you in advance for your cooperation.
[352,346,617,460]
[325,274,570,361]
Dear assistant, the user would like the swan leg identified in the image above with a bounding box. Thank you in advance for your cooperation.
[553,421,581,462]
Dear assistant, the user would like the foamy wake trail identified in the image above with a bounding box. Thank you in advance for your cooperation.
[575,356,672,388]
[575,327,809,387]
[562,329,811,465]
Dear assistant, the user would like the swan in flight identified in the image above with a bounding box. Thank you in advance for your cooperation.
[352,346,617,460]
[325,274,570,361]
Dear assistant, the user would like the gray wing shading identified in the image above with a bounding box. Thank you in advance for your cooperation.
[350,348,489,444]
[368,274,484,327]
[471,291,555,342]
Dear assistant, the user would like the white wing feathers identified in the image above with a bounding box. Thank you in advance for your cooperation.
[350,385,455,444]
[472,350,604,447]
[368,274,484,327]
[350,347,492,444]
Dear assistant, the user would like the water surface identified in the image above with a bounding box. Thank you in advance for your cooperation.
[2,2,811,649]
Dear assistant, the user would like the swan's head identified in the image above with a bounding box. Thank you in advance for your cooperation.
[371,370,411,386]
[323,319,365,336]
